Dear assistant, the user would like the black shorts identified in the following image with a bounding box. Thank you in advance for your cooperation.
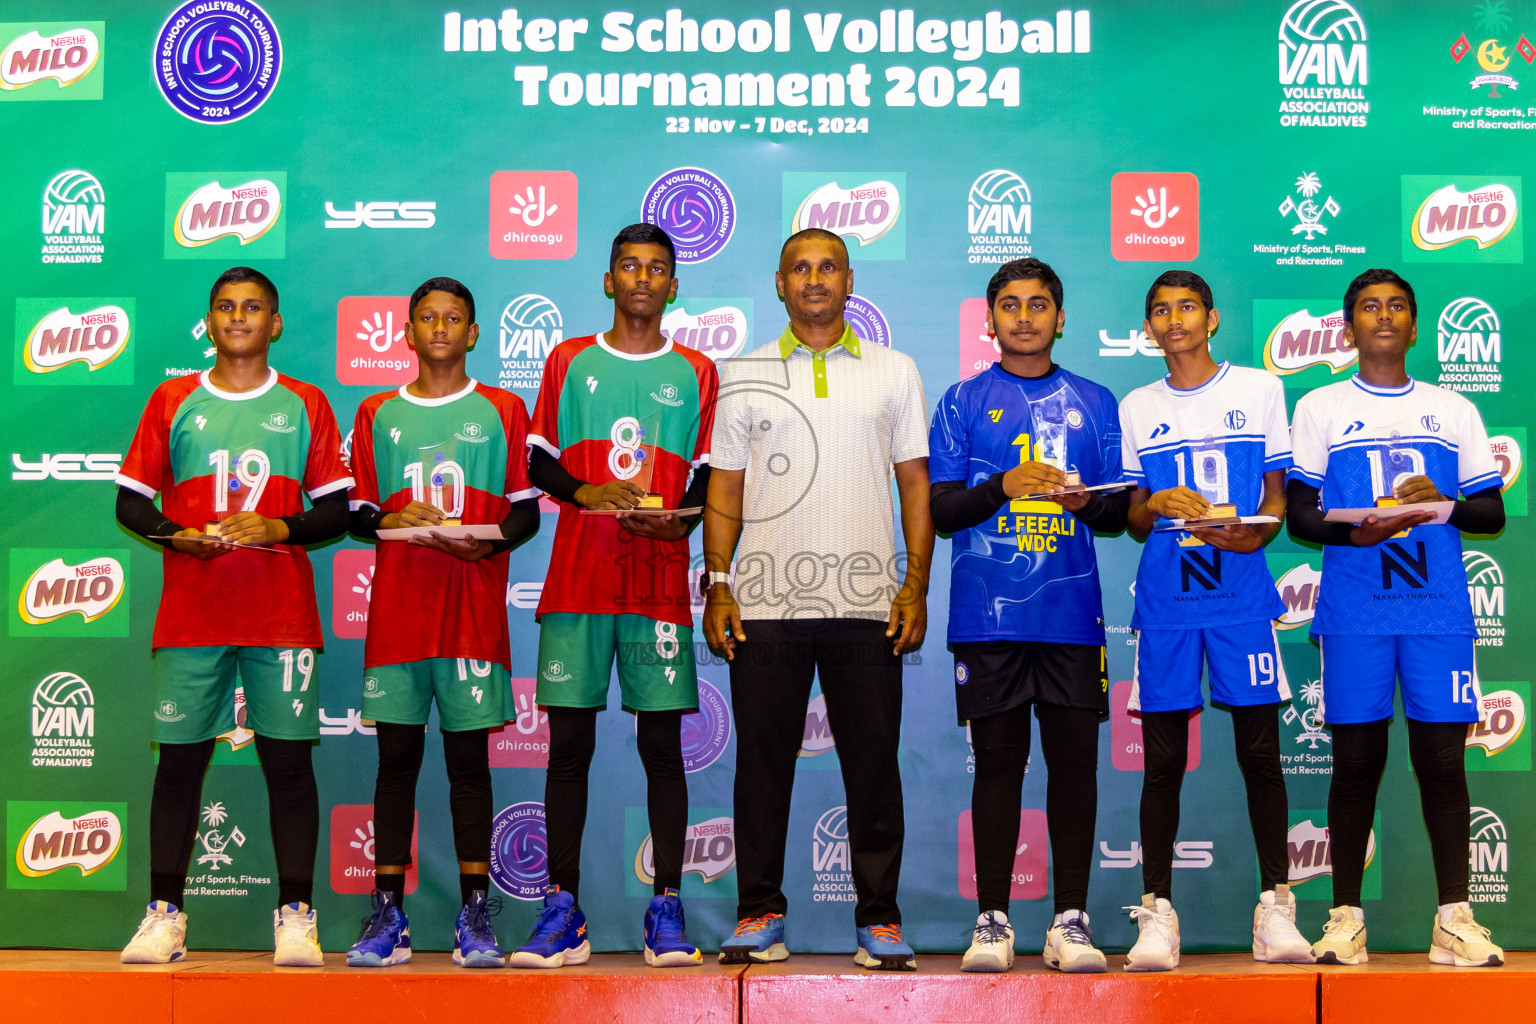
[952,640,1109,724]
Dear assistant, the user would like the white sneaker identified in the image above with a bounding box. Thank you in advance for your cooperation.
[1043,909,1107,974]
[121,901,188,964]
[1429,902,1504,967]
[960,910,1014,973]
[1312,905,1367,965]
[1124,894,1179,972]
[273,902,325,967]
[1253,885,1313,963]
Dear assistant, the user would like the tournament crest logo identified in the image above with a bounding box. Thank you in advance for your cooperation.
[0,25,103,98]
[23,303,130,374]
[679,678,732,773]
[844,295,892,348]
[641,167,735,264]
[490,801,548,900]
[155,1,282,124]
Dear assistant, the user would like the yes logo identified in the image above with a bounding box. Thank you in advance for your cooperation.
[0,24,104,99]
[166,173,287,259]
[16,300,133,384]
[784,172,906,259]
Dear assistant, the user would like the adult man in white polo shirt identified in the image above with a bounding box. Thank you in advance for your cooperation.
[703,228,933,971]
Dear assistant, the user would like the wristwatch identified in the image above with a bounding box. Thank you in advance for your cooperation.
[707,571,731,588]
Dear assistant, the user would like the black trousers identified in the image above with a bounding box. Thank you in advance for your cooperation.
[729,618,905,926]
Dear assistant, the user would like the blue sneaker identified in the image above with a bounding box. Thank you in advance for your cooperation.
[453,890,505,968]
[509,888,590,969]
[855,923,916,971]
[644,889,703,967]
[346,890,411,967]
[718,913,788,964]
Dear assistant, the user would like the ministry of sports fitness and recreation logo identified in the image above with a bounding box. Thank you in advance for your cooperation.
[1464,550,1506,648]
[30,671,95,768]
[489,170,577,260]
[166,172,287,259]
[41,170,104,264]
[490,802,548,900]
[1449,3,1534,99]
[966,169,1032,265]
[1253,299,1353,385]
[1432,296,1502,393]
[1110,172,1199,261]
[497,294,563,392]
[195,801,245,871]
[15,299,133,385]
[642,167,735,264]
[0,23,104,100]
[1276,0,1369,128]
[679,678,731,773]
[10,550,129,638]
[1255,171,1366,267]
[1467,682,1530,772]
[1469,806,1510,904]
[810,806,854,904]
[336,296,415,386]
[329,805,418,895]
[1404,176,1522,264]
[1287,811,1380,898]
[958,808,1047,900]
[661,301,751,362]
[155,1,282,124]
[628,810,736,898]
[1282,677,1332,775]
[783,171,906,260]
[6,801,125,891]
[844,295,892,348]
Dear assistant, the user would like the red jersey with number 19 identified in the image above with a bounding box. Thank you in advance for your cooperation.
[117,369,353,650]
[350,380,538,669]
[529,334,717,624]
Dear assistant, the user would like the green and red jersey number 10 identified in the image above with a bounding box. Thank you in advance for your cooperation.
[210,448,272,514]
[404,460,466,518]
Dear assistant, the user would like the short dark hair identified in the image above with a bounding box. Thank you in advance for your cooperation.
[779,227,849,265]
[1343,268,1417,322]
[1144,270,1214,320]
[986,258,1062,311]
[611,223,676,274]
[209,266,278,312]
[409,277,476,324]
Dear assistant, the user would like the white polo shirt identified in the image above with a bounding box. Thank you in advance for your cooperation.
[712,323,929,621]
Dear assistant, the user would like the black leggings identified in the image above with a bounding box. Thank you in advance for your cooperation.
[970,701,1100,915]
[149,735,317,908]
[1139,705,1288,899]
[544,707,687,901]
[1329,718,1469,906]
[372,723,492,867]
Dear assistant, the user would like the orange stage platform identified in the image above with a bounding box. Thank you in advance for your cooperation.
[2,950,1532,1023]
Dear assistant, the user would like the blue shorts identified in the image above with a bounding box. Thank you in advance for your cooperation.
[1130,621,1290,713]
[1318,634,1480,724]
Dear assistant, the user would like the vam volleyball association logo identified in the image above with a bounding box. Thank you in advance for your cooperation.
[1277,0,1369,127]
[155,1,281,124]
[967,170,1032,264]
[497,294,563,392]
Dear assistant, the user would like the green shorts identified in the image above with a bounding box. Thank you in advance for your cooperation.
[363,658,509,732]
[537,613,698,713]
[152,646,321,743]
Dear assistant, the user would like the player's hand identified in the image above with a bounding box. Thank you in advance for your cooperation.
[1186,523,1265,553]
[577,481,645,510]
[1055,489,1091,513]
[216,512,290,547]
[1393,475,1445,505]
[381,501,447,530]
[616,511,688,541]
[1351,511,1435,547]
[886,586,927,655]
[1146,486,1211,522]
[170,527,232,560]
[1002,461,1069,499]
[703,584,746,660]
[411,532,495,561]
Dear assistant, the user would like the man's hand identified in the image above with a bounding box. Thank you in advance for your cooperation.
[886,582,927,655]
[410,532,496,561]
[381,501,447,530]
[1146,486,1211,522]
[1001,461,1070,500]
[1393,475,1445,505]
[215,511,290,547]
[1351,510,1436,547]
[617,511,689,541]
[1185,523,1266,553]
[170,527,231,560]
[577,481,645,510]
[702,583,746,660]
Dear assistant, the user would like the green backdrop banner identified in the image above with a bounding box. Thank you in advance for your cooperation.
[2,0,1531,956]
